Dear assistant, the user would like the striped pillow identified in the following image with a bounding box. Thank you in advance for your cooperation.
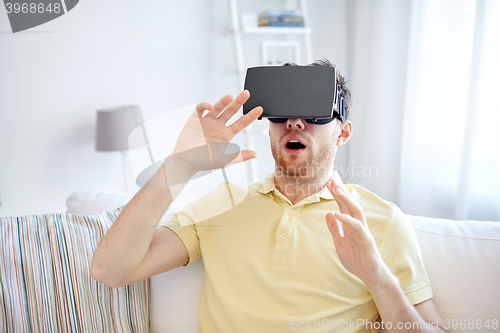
[0,207,149,333]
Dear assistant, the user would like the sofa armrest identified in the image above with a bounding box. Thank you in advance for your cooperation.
[407,215,500,332]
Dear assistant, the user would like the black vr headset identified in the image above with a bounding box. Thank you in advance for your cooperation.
[243,66,346,124]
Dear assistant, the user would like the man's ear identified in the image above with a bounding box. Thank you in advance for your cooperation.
[336,120,353,146]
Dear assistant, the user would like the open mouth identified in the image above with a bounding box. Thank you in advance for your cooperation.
[286,140,307,150]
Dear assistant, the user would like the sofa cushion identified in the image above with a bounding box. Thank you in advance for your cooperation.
[408,215,500,332]
[150,259,205,333]
[0,208,149,333]
[65,190,132,215]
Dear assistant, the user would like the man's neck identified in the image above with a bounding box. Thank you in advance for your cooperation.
[274,169,332,205]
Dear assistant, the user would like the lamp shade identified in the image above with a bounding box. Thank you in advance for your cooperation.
[95,105,143,151]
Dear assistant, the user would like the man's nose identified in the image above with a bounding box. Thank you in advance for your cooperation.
[286,118,305,130]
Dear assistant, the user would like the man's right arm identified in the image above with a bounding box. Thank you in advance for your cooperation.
[90,158,194,287]
[90,90,263,288]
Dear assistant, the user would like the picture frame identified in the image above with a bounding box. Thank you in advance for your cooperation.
[261,40,301,66]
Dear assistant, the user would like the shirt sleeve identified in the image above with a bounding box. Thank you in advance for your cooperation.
[161,204,201,266]
[381,204,433,304]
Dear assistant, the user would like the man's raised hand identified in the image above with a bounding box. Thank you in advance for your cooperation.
[325,177,392,288]
[152,90,261,182]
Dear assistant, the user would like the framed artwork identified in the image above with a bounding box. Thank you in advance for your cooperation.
[261,41,301,66]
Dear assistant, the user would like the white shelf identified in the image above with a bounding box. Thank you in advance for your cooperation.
[228,0,314,183]
[242,27,312,34]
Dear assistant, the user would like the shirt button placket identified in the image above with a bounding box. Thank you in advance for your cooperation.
[281,209,294,240]
[273,207,297,265]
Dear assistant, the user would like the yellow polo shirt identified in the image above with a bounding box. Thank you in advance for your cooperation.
[162,172,432,332]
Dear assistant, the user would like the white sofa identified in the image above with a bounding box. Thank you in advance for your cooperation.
[67,190,500,333]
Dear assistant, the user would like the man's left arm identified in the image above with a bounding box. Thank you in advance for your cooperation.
[325,180,448,333]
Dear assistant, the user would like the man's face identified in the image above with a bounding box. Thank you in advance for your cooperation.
[269,118,343,179]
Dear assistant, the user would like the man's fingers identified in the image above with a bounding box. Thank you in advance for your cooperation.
[222,149,257,168]
[209,94,233,118]
[327,180,353,201]
[234,89,251,104]
[219,150,255,169]
[327,182,350,215]
[326,213,343,243]
[328,175,356,204]
[240,149,257,161]
[331,172,348,192]
[196,102,212,117]
[328,182,365,223]
[229,106,263,134]
[333,212,363,232]
[217,90,251,124]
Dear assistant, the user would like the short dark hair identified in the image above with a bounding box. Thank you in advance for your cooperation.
[284,59,351,120]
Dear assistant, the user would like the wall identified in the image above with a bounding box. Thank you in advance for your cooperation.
[0,0,348,216]
[0,0,234,216]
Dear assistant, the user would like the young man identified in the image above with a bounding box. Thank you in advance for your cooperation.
[91,60,448,332]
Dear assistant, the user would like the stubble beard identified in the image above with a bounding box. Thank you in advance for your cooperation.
[271,139,335,180]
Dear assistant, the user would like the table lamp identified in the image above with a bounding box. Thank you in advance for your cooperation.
[95,105,143,192]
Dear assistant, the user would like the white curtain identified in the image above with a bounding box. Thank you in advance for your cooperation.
[398,0,500,221]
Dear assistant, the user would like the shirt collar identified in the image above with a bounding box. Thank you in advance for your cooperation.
[257,171,338,203]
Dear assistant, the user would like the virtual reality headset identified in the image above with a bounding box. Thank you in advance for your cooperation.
[243,66,346,124]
